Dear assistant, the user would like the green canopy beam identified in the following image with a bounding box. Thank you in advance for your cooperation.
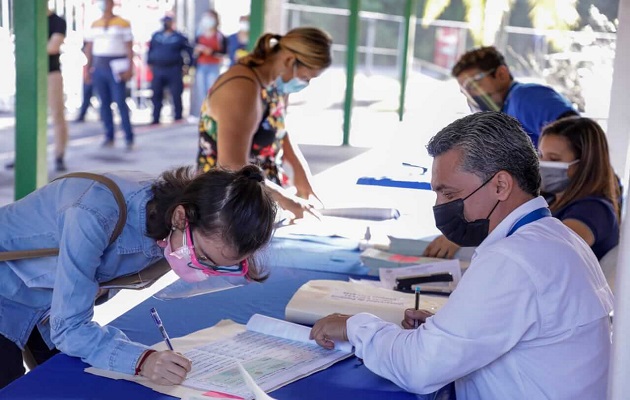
[249,0,266,50]
[398,0,417,121]
[342,0,360,146]
[14,0,48,200]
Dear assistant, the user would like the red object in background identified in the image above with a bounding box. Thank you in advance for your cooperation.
[434,27,461,70]
[133,55,152,88]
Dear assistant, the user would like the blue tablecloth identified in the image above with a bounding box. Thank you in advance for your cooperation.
[0,267,454,400]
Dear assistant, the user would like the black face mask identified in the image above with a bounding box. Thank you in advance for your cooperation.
[433,174,500,247]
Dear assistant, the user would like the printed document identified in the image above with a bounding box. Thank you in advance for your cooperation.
[86,315,352,400]
[180,314,352,398]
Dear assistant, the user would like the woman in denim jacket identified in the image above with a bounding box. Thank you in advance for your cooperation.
[0,165,276,389]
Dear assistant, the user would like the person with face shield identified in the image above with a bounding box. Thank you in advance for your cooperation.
[0,165,276,389]
[197,27,333,220]
[192,9,226,118]
[538,116,620,260]
[309,112,613,400]
[452,46,578,147]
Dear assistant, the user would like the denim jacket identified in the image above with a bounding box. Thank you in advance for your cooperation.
[0,171,165,375]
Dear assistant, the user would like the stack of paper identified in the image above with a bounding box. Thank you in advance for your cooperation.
[285,280,448,327]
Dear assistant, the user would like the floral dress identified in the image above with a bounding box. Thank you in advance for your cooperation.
[197,71,289,186]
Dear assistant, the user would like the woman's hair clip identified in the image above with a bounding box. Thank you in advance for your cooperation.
[270,34,282,47]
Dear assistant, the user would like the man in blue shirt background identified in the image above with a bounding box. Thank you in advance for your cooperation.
[147,15,193,125]
[452,46,578,147]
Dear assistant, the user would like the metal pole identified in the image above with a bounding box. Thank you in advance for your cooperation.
[342,0,360,146]
[14,0,48,200]
[365,18,375,75]
[398,0,417,121]
[249,0,266,51]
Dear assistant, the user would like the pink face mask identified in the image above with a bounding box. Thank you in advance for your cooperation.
[158,222,249,283]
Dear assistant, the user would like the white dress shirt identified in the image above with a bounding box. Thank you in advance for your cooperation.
[347,196,613,400]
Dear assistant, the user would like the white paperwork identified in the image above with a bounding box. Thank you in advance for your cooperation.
[86,315,352,400]
[285,280,447,327]
[236,362,277,400]
[109,58,130,82]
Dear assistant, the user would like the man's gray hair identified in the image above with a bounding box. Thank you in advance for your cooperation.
[427,112,540,196]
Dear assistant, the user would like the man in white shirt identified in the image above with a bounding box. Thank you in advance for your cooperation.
[310,111,613,399]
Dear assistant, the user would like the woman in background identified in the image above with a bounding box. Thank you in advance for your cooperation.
[537,116,620,260]
[197,27,332,219]
[193,9,226,116]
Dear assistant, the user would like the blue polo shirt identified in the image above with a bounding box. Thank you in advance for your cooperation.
[502,81,577,147]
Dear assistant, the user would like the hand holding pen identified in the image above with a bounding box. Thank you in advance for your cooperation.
[402,289,435,330]
[135,307,192,385]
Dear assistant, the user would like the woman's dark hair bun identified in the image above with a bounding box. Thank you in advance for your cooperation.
[240,164,265,183]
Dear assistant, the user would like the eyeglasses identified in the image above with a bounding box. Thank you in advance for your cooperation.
[461,69,497,92]
[184,223,249,277]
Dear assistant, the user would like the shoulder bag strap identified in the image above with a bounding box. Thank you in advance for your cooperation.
[0,172,127,262]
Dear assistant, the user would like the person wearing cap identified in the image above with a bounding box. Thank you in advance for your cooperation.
[147,15,193,125]
[452,46,578,147]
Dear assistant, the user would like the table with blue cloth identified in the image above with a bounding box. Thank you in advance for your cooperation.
[0,265,453,400]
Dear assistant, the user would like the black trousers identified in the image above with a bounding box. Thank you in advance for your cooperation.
[0,328,59,389]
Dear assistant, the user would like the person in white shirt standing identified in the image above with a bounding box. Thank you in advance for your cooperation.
[84,0,135,150]
[310,111,613,400]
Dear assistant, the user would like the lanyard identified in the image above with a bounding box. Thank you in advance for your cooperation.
[506,207,551,237]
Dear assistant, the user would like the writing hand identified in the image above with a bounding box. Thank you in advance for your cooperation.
[139,350,192,385]
[401,308,434,330]
[310,313,350,350]
[423,235,460,259]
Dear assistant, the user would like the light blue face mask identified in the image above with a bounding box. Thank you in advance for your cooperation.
[275,63,309,94]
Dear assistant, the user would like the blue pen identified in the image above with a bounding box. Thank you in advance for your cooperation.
[414,287,421,329]
[150,307,174,350]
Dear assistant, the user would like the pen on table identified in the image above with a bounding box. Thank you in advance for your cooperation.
[414,287,421,329]
[150,307,174,351]
[402,162,428,174]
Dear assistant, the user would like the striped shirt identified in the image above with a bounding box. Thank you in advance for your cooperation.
[85,16,132,57]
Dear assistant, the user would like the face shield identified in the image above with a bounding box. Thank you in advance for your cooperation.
[460,69,502,113]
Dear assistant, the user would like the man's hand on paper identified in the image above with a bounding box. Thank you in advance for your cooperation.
[310,313,350,350]
[402,309,434,329]
[140,350,192,385]
[423,235,460,259]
